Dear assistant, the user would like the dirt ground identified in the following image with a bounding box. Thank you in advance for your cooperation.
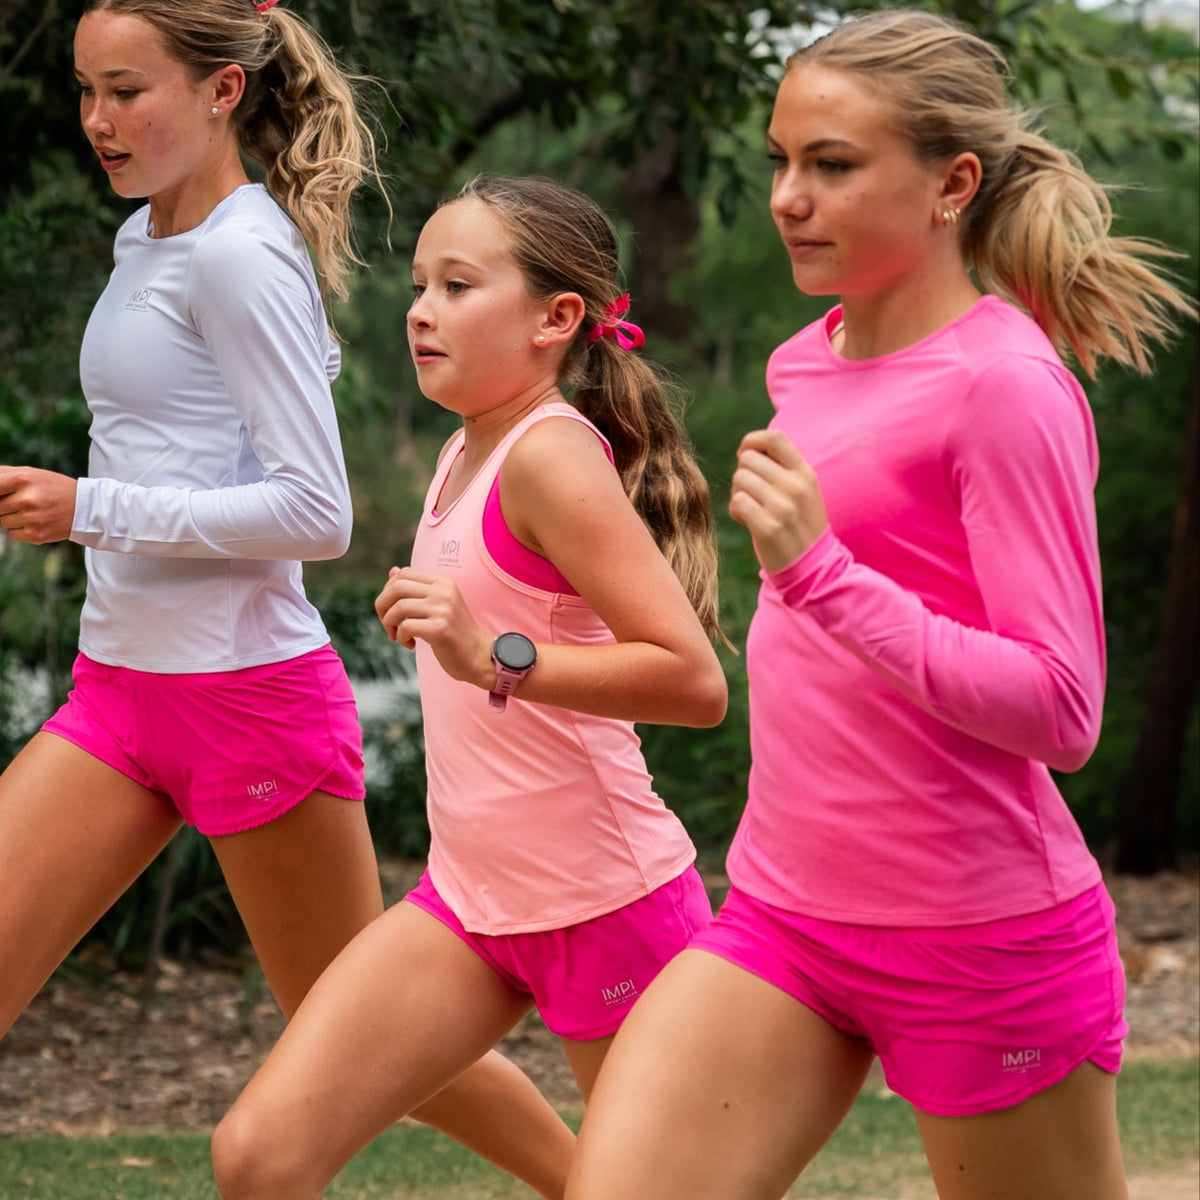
[1,862,1196,1184]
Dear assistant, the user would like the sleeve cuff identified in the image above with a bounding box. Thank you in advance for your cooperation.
[69,476,96,543]
[762,527,850,608]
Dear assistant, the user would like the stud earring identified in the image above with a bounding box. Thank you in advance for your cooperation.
[211,106,220,115]
[536,335,546,344]
[942,206,962,226]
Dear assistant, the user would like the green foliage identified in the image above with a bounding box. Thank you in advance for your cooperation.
[0,152,116,757]
[1034,38,1200,851]
[84,829,244,965]
[640,528,757,849]
[0,543,82,753]
[359,705,433,858]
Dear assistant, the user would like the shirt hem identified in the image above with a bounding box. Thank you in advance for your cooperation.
[726,863,1104,930]
[443,850,698,937]
[75,634,331,675]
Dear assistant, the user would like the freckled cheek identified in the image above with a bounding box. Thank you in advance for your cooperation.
[147,125,180,158]
[127,117,184,162]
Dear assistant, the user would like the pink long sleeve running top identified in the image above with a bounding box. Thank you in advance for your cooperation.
[726,296,1106,926]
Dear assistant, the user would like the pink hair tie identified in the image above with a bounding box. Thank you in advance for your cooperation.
[255,0,282,11]
[587,293,645,351]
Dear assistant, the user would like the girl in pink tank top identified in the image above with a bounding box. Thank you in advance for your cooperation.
[211,177,729,1199]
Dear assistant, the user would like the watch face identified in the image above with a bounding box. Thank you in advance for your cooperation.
[494,632,537,671]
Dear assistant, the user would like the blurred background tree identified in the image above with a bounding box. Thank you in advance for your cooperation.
[1,0,1195,962]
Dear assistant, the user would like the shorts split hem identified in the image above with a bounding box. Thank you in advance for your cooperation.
[687,942,1119,1117]
[202,777,367,837]
[897,1028,1123,1118]
[906,922,1127,1117]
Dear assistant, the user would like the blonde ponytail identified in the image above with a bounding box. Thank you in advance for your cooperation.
[84,0,384,310]
[971,131,1193,377]
[237,8,382,307]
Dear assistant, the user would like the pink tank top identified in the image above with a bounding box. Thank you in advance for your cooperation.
[412,402,696,934]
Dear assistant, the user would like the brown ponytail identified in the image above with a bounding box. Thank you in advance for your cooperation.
[573,336,726,646]
[448,176,729,647]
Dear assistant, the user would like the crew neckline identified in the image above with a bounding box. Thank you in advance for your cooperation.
[140,183,262,243]
[819,294,1001,370]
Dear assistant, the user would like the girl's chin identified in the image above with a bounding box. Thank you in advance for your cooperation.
[106,176,150,199]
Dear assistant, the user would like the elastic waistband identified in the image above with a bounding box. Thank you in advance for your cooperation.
[73,643,337,689]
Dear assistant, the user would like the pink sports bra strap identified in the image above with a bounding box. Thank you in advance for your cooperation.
[481,415,616,595]
[482,474,579,595]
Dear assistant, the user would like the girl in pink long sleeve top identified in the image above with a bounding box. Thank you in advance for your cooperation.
[568,10,1196,1200]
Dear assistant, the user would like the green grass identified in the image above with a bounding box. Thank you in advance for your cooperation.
[1,1058,1194,1199]
[787,1054,1200,1196]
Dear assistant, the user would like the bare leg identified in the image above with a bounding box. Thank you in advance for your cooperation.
[0,733,181,1038]
[566,948,876,1200]
[212,806,572,1196]
[561,1034,615,1103]
[915,1061,1127,1200]
[407,1052,575,1193]
[207,792,384,1018]
[212,900,562,1199]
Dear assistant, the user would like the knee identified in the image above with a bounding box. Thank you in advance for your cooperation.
[210,1104,263,1200]
[211,1099,319,1200]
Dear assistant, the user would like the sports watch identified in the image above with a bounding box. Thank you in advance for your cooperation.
[489,632,537,712]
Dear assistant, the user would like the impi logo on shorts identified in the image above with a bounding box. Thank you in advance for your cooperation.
[1001,1048,1042,1073]
[247,778,281,799]
[602,978,638,1007]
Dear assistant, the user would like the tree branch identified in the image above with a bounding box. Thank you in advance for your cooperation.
[0,0,59,92]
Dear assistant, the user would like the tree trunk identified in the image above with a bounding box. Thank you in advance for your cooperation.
[617,131,703,347]
[139,830,184,1013]
[1116,349,1200,874]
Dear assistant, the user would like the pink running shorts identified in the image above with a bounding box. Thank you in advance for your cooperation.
[406,866,713,1040]
[42,647,365,836]
[688,880,1126,1116]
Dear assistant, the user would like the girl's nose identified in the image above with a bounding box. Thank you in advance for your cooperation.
[81,100,102,134]
[770,170,812,222]
[81,96,114,138]
[407,295,432,329]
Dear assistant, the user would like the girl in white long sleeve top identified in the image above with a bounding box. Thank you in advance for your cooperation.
[0,3,573,1194]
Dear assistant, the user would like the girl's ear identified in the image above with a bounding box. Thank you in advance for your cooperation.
[538,292,586,347]
[939,150,982,217]
[209,62,247,113]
